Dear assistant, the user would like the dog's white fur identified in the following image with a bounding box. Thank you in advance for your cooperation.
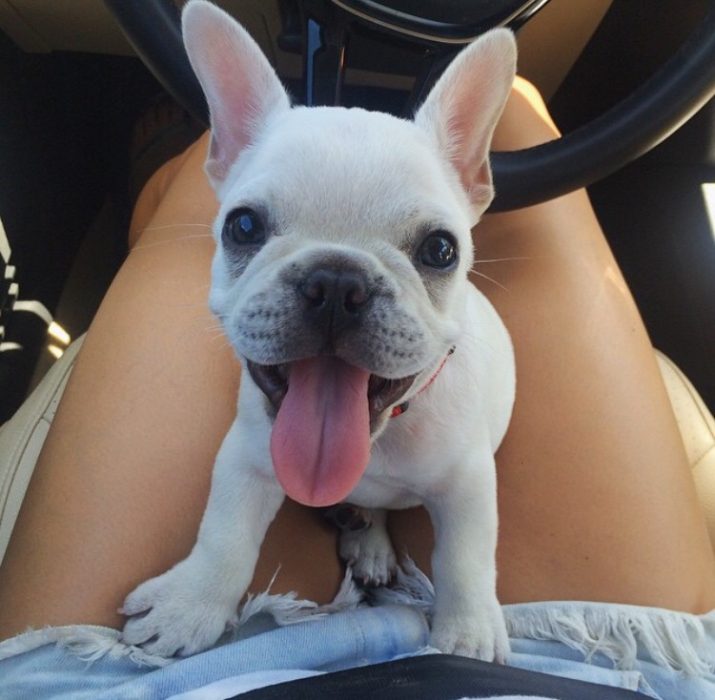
[121,0,516,662]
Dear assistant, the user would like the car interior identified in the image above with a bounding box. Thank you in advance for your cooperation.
[0,0,714,566]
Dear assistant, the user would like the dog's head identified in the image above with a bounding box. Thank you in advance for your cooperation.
[183,0,516,505]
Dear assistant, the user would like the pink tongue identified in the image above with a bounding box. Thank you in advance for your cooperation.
[270,357,371,507]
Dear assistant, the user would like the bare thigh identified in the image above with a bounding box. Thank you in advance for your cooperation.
[0,134,342,636]
[1,82,713,641]
[394,82,715,612]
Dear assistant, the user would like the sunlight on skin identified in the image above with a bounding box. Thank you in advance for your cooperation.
[512,76,561,135]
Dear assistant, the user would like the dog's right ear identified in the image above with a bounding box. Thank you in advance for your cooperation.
[182,0,290,189]
[415,30,516,222]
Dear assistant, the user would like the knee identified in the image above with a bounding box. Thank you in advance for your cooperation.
[512,77,548,112]
[492,76,560,151]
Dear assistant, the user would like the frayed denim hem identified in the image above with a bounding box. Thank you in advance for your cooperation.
[2,559,714,676]
[372,559,715,676]
[0,565,363,668]
[1,559,713,700]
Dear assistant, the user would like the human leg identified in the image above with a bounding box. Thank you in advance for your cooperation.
[0,134,342,638]
[391,78,715,613]
[1,77,713,645]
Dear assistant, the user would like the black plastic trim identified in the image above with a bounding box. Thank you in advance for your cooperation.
[489,3,715,211]
[238,654,645,699]
[103,0,209,124]
[330,0,549,43]
[103,0,715,211]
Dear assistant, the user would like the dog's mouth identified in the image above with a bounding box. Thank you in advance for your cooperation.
[247,359,416,430]
[248,355,418,508]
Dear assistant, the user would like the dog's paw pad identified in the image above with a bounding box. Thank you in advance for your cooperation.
[120,568,235,657]
[122,606,230,657]
[120,584,158,617]
[430,601,510,663]
[340,526,397,587]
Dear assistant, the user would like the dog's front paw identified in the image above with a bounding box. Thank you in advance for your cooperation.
[121,561,237,657]
[339,524,397,587]
[430,598,510,663]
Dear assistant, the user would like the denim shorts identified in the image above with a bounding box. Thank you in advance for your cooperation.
[1,562,714,700]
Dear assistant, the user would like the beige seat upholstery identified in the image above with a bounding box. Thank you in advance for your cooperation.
[1,340,714,564]
[0,337,84,561]
[656,352,715,547]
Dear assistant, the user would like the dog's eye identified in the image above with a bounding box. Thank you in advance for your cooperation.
[223,208,266,247]
[418,231,458,269]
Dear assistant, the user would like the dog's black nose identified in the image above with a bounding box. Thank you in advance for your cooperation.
[300,267,369,329]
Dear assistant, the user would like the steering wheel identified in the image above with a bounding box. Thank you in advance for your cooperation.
[104,0,715,211]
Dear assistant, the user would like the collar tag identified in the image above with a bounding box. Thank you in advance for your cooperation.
[390,401,409,418]
[390,345,455,419]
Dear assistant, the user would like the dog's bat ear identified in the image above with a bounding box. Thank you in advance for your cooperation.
[415,29,516,220]
[182,0,290,189]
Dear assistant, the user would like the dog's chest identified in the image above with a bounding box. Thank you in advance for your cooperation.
[345,411,456,509]
[346,472,423,510]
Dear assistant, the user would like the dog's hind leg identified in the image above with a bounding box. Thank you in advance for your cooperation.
[335,508,397,587]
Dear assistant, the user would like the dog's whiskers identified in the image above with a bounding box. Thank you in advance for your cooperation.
[469,269,510,293]
[132,234,213,250]
[137,222,212,233]
[473,256,531,264]
[207,332,230,345]
[132,224,213,250]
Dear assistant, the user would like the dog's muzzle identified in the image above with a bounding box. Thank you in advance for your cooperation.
[246,260,417,431]
[244,261,423,506]
[300,266,369,344]
[247,360,416,430]
[251,354,417,506]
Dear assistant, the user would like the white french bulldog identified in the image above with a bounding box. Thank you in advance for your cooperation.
[121,0,516,663]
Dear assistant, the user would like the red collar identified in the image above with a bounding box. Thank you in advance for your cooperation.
[390,346,455,418]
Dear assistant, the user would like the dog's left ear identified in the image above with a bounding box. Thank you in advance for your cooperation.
[415,30,516,219]
[182,0,290,189]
